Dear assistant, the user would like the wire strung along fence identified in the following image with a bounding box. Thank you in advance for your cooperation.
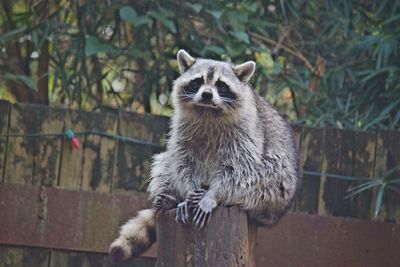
[0,100,399,267]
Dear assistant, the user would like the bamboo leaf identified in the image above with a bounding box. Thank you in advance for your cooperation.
[374,184,386,218]
[362,99,400,130]
[345,182,378,199]
[4,73,37,91]
[0,26,27,43]
[387,185,400,194]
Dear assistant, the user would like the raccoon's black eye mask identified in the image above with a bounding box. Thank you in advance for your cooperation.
[183,77,204,95]
[215,80,236,100]
[182,77,236,103]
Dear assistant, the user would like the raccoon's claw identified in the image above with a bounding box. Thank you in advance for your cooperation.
[153,193,178,211]
[193,206,211,229]
[192,196,217,229]
[187,189,207,207]
[176,201,190,224]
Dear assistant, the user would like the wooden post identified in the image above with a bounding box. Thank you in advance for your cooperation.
[156,207,257,267]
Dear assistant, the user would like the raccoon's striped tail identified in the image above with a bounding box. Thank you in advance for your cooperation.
[109,209,156,262]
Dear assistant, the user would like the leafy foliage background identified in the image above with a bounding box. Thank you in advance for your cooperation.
[0,0,399,130]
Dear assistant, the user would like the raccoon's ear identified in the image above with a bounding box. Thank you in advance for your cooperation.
[234,61,256,82]
[177,49,196,73]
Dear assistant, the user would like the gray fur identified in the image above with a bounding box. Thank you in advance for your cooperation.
[150,50,300,224]
[110,50,300,261]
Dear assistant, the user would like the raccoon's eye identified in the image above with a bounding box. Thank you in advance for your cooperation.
[183,77,204,94]
[216,80,236,100]
[215,80,229,93]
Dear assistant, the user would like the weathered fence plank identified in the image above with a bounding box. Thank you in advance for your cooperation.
[112,112,168,193]
[0,245,50,267]
[4,104,38,184]
[104,255,156,267]
[0,184,150,253]
[374,130,400,223]
[0,100,11,183]
[49,250,156,267]
[4,104,65,185]
[80,111,118,192]
[321,129,377,219]
[156,207,257,267]
[49,250,106,267]
[32,106,66,186]
[58,109,87,189]
[0,183,399,266]
[322,129,355,217]
[348,130,376,218]
[118,111,169,145]
[255,212,400,267]
[1,101,400,267]
[295,127,325,213]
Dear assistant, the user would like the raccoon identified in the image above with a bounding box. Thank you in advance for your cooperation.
[109,49,300,262]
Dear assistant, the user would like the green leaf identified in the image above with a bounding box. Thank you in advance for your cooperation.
[186,3,202,13]
[256,52,274,70]
[225,39,246,58]
[204,46,225,55]
[85,36,115,56]
[383,14,400,25]
[134,16,150,27]
[231,31,250,44]
[226,10,248,32]
[4,73,37,91]
[119,6,137,23]
[387,185,400,193]
[271,62,282,75]
[362,98,400,130]
[126,46,142,57]
[357,35,380,49]
[120,6,149,27]
[207,10,223,20]
[159,18,176,33]
[148,11,176,33]
[375,184,386,218]
[345,181,377,199]
[255,51,280,75]
[0,26,27,43]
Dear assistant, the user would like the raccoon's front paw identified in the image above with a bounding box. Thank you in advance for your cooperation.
[176,201,190,224]
[193,195,217,229]
[153,193,178,211]
[187,188,207,207]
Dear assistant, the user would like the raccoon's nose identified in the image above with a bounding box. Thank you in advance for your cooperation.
[201,89,213,100]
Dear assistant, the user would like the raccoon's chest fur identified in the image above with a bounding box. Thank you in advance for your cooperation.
[172,118,264,187]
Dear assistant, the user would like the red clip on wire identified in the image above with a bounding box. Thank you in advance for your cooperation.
[65,129,81,150]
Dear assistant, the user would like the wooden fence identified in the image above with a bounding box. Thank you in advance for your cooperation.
[0,100,399,267]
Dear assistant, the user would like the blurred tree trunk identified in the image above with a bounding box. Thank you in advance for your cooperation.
[37,39,50,104]
[35,0,49,104]
[0,0,49,104]
[1,0,33,103]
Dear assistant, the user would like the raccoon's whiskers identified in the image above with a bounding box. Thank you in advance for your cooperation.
[178,93,196,100]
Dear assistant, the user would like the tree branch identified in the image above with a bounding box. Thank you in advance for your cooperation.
[249,31,315,73]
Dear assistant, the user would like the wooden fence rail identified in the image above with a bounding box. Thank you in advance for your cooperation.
[0,100,399,267]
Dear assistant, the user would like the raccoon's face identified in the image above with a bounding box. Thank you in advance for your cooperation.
[172,50,256,115]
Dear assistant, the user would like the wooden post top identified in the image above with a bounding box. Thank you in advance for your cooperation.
[155,207,257,267]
